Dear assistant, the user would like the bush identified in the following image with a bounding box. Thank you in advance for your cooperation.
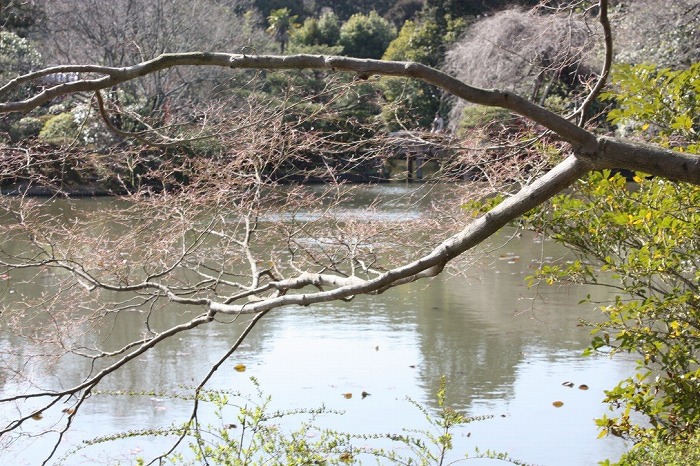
[9,116,43,141]
[339,11,396,59]
[618,433,700,466]
[73,377,517,466]
[458,106,513,133]
[0,30,41,79]
[527,62,700,442]
[38,112,80,145]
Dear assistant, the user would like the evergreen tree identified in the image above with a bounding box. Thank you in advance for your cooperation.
[339,11,396,60]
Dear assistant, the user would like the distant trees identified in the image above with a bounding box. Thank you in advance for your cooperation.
[42,0,270,113]
[0,30,41,85]
[381,19,445,128]
[310,0,396,21]
[444,7,596,132]
[266,7,299,53]
[0,24,42,141]
[338,11,397,59]
[253,0,305,19]
[381,11,466,129]
[423,0,539,18]
[384,0,424,26]
[43,0,259,66]
[613,0,700,68]
[0,0,45,37]
[288,10,342,54]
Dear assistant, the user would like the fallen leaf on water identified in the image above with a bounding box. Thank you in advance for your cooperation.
[552,401,564,408]
[342,393,352,399]
[578,384,589,390]
[234,364,246,372]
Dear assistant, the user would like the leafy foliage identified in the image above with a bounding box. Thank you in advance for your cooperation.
[267,7,299,53]
[529,170,700,441]
[381,19,443,129]
[528,62,700,443]
[0,30,42,87]
[0,29,42,137]
[290,11,342,50]
[602,63,700,153]
[617,431,700,466]
[381,14,465,129]
[339,11,396,60]
[38,112,79,145]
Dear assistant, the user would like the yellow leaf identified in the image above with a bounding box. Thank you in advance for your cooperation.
[552,401,564,408]
[342,393,352,399]
[234,364,246,372]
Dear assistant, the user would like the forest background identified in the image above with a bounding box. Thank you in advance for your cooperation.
[3,0,695,192]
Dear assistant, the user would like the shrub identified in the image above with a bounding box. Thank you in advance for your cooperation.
[339,11,396,59]
[10,116,43,141]
[527,62,700,443]
[617,433,700,466]
[38,112,80,145]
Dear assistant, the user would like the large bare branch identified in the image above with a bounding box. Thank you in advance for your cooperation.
[3,53,698,183]
[1,48,698,326]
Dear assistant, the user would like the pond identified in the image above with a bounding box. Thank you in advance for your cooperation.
[0,184,635,465]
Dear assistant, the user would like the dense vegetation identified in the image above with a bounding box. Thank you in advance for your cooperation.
[526,60,700,455]
[0,0,589,191]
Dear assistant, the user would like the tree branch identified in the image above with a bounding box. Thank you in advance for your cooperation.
[208,154,592,315]
[3,53,698,183]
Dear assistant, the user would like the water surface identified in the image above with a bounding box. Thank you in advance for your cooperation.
[0,184,635,465]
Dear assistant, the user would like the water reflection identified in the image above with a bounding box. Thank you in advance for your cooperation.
[0,186,636,465]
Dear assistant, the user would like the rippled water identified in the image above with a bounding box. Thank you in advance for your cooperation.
[0,184,636,465]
